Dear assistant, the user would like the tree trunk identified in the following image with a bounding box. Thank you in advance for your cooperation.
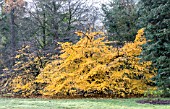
[10,8,16,66]
[42,12,46,48]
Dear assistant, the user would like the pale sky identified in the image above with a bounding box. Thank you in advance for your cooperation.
[25,0,139,8]
[26,0,109,3]
[25,0,109,26]
[24,0,137,27]
[26,0,110,8]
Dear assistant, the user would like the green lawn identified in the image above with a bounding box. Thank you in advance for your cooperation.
[0,98,169,109]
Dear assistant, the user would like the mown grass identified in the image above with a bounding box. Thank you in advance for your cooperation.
[0,98,169,109]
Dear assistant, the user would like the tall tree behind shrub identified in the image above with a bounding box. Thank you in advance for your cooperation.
[102,0,138,43]
[138,0,170,96]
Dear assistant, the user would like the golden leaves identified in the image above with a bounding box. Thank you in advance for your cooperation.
[34,29,155,97]
[15,54,20,59]
[75,31,83,37]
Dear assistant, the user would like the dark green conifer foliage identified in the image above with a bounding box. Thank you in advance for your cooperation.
[102,0,138,43]
[139,0,170,96]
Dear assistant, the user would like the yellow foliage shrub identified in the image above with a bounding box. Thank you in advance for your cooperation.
[9,45,55,96]
[12,75,36,97]
[35,28,155,97]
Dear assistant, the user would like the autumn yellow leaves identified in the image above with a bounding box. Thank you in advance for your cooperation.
[11,28,155,98]
[34,28,154,97]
